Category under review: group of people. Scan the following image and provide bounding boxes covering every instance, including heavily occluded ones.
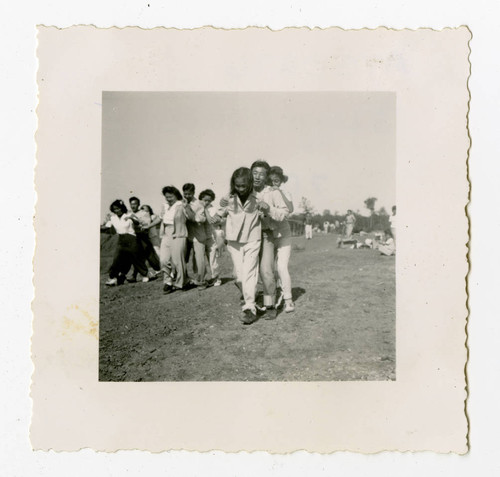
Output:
[102,161,295,325]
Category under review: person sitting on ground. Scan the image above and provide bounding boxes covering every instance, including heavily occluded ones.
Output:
[376,229,396,256]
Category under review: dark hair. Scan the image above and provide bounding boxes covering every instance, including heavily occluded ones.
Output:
[141,204,154,215]
[129,196,140,205]
[109,199,127,214]
[182,183,195,193]
[162,186,182,201]
[250,160,270,174]
[269,166,288,184]
[230,167,253,196]
[392,205,397,213]
[199,189,216,201]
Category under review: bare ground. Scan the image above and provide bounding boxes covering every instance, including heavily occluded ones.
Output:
[99,233,395,381]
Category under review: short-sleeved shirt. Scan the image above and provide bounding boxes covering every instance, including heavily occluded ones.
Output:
[105,213,136,235]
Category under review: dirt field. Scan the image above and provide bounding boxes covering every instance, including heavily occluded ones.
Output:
[99,233,395,381]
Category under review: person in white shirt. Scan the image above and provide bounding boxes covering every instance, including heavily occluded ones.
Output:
[389,205,397,245]
[269,166,295,313]
[345,210,356,239]
[199,189,222,287]
[101,199,149,286]
[216,167,263,324]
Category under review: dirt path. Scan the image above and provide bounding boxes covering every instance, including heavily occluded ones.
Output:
[99,234,395,381]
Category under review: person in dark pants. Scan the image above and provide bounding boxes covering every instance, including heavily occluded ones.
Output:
[128,196,161,281]
[102,200,149,286]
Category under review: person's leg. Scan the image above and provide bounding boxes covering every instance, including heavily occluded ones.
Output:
[241,240,261,312]
[227,241,243,285]
[259,232,276,308]
[140,232,161,271]
[171,237,187,289]
[346,224,353,239]
[192,238,207,286]
[275,237,292,300]
[129,235,149,278]
[160,230,173,286]
[206,238,220,282]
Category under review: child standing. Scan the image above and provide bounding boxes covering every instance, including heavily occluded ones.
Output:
[102,199,149,286]
[216,167,262,325]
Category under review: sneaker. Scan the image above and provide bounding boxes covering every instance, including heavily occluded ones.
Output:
[284,301,295,313]
[126,277,137,283]
[240,309,258,325]
[105,278,118,286]
[213,278,222,287]
[197,283,208,290]
[142,276,150,283]
[263,306,277,320]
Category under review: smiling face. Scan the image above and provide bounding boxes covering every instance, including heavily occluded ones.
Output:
[183,189,195,203]
[112,205,124,217]
[270,173,282,188]
[252,166,268,190]
[164,192,177,206]
[129,199,140,213]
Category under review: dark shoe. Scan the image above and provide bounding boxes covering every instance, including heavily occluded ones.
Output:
[240,309,258,325]
[263,307,277,320]
[197,283,208,291]
[163,284,174,294]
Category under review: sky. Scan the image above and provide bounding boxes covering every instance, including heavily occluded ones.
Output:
[101,91,395,219]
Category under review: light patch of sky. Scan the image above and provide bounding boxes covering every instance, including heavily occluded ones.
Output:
[101,92,395,220]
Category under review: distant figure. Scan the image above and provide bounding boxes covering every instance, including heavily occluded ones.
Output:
[390,205,397,245]
[304,213,313,240]
[345,210,356,239]
[323,221,330,234]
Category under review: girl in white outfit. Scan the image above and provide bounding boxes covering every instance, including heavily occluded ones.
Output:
[269,166,295,313]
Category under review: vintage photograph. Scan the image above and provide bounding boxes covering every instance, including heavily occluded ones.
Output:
[99,91,396,381]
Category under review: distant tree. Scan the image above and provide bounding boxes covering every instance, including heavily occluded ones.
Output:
[364,197,378,214]
[299,197,315,215]
[364,197,378,231]
[323,209,331,217]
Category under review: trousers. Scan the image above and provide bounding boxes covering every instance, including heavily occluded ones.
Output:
[274,236,292,300]
[227,240,261,312]
[160,226,187,289]
[259,232,276,307]
[109,234,148,279]
[185,237,207,285]
[204,237,220,280]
